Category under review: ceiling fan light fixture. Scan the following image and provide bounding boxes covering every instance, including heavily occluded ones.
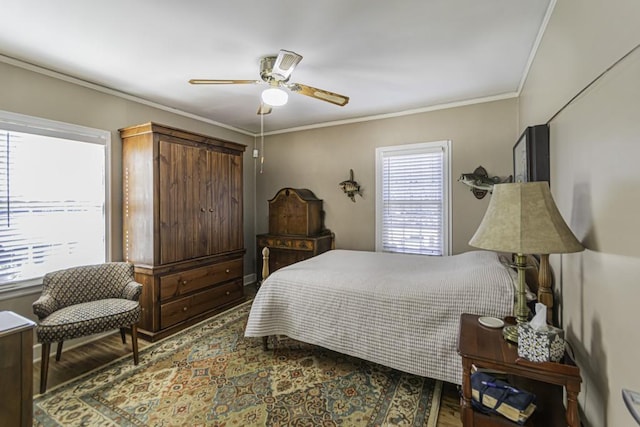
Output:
[261,87,288,106]
[190,49,349,109]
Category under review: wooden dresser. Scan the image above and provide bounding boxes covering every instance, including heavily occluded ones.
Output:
[257,188,334,280]
[0,311,35,427]
[120,122,246,341]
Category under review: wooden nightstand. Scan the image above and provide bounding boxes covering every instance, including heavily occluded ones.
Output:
[457,313,581,427]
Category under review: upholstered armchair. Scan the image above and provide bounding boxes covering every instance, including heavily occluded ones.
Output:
[32,262,142,393]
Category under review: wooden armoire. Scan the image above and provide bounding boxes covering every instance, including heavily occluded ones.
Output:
[120,122,246,341]
[257,188,334,280]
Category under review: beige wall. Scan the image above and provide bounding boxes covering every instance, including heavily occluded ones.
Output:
[255,98,518,255]
[0,60,256,322]
[519,1,640,425]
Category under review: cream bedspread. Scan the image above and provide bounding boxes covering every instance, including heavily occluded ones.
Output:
[244,249,514,385]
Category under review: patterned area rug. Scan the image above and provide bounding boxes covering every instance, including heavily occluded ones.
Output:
[34,301,442,426]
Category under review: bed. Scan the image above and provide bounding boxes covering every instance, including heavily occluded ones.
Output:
[245,249,525,385]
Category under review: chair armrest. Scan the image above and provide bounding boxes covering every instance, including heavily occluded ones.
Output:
[122,281,143,301]
[32,294,58,319]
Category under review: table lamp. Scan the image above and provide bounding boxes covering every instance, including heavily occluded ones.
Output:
[469,182,584,343]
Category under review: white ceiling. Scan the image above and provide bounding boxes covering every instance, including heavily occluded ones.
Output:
[0,0,552,135]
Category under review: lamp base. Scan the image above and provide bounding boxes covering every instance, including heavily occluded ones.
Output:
[502,253,529,345]
[502,324,519,344]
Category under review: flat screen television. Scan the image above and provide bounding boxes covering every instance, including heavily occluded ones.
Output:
[513,124,550,183]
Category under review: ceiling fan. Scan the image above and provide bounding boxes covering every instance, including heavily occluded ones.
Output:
[189,49,350,115]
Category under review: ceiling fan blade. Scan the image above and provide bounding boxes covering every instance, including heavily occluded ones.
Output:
[287,82,350,106]
[271,50,303,81]
[189,79,258,85]
[257,104,272,115]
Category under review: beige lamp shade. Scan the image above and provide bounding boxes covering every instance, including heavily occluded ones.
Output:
[469,182,584,254]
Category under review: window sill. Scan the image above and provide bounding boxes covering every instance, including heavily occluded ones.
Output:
[0,279,43,301]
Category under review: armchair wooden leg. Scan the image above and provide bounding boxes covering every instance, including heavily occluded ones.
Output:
[120,327,127,344]
[55,341,64,361]
[131,324,139,365]
[40,343,51,394]
[262,336,269,351]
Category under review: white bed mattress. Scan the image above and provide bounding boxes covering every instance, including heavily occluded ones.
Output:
[245,249,515,385]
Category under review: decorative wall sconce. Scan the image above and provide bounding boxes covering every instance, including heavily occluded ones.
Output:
[339,169,362,202]
[458,166,513,199]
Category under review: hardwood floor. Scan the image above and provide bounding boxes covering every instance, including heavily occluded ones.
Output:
[439,382,464,427]
[33,332,151,394]
[33,284,463,426]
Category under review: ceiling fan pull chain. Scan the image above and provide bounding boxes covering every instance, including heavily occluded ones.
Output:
[260,106,265,174]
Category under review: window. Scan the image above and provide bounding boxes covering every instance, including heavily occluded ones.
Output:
[0,110,110,291]
[375,141,450,256]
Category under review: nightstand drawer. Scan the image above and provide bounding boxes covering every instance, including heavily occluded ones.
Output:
[257,236,315,251]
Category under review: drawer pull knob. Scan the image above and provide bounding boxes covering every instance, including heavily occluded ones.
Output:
[200,207,206,212]
[209,208,214,212]
[225,269,230,273]
[182,280,188,285]
[225,291,230,296]
[182,306,188,312]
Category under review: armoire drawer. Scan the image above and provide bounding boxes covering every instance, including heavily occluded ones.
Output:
[160,279,243,329]
[159,259,242,301]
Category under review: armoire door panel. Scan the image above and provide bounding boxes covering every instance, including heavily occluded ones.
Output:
[159,141,203,263]
[229,154,243,250]
[181,143,198,261]
[196,146,211,257]
[159,140,179,264]
[209,150,223,255]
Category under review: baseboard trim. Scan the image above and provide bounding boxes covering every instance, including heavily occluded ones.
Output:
[243,273,257,286]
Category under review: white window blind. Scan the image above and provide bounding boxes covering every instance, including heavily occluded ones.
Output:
[0,111,109,289]
[375,141,450,256]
